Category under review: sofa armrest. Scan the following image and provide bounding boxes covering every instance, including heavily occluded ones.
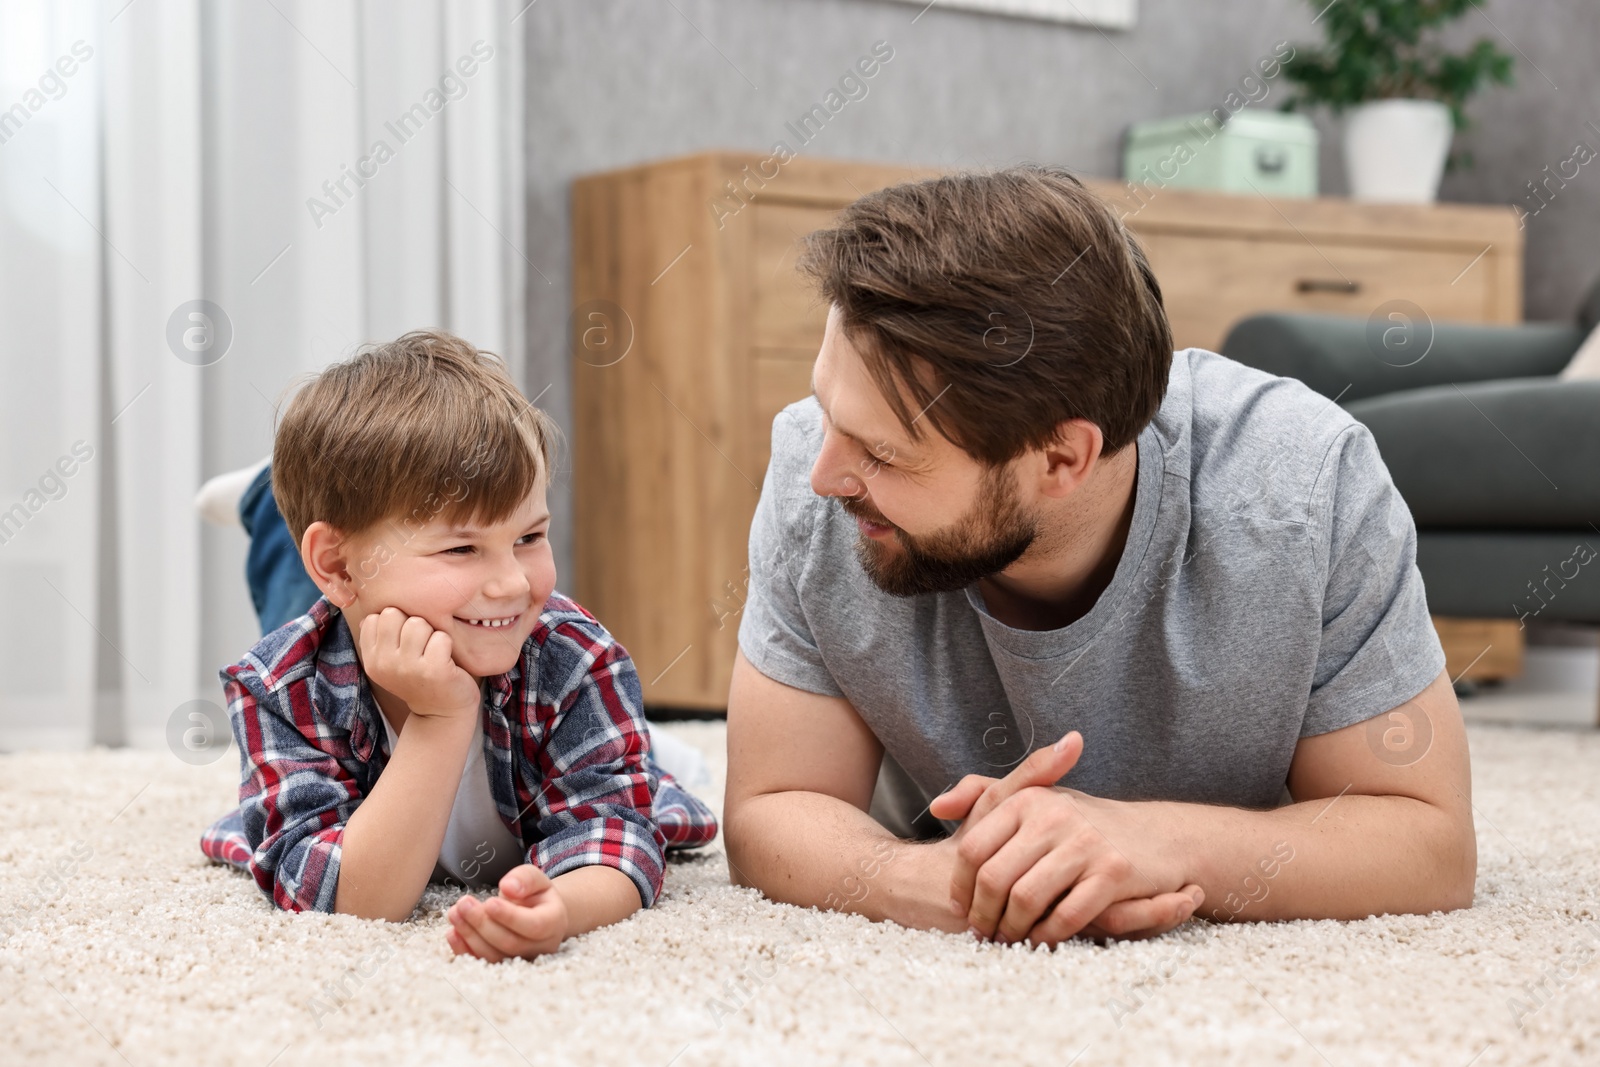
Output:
[1219,312,1584,403]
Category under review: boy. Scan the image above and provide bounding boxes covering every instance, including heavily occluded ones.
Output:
[199,329,716,962]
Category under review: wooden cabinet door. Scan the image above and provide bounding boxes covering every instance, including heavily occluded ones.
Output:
[748,201,842,476]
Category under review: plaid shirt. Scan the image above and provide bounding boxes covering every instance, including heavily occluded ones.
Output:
[200,592,716,914]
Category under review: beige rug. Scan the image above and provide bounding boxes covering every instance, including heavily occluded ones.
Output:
[3,720,1599,1066]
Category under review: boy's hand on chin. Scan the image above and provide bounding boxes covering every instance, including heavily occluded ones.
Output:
[358,606,479,720]
[446,864,568,962]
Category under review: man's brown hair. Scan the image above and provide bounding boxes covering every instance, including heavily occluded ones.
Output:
[271,329,560,549]
[797,163,1173,466]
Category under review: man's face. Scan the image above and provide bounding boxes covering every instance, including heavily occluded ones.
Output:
[808,307,1038,598]
[336,481,556,679]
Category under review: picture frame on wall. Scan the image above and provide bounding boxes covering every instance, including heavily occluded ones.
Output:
[871,0,1137,29]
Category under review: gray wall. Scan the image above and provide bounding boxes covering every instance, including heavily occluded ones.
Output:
[524,0,1600,585]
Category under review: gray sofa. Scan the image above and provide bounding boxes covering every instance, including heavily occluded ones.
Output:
[1219,281,1600,626]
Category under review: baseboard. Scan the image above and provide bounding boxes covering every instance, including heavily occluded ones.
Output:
[1458,642,1599,729]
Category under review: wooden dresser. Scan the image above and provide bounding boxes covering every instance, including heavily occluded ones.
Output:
[570,151,1524,711]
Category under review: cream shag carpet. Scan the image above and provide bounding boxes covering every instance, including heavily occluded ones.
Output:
[2,721,1599,1066]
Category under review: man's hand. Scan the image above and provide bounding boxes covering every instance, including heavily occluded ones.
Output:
[358,606,479,720]
[930,731,1202,946]
[446,864,568,962]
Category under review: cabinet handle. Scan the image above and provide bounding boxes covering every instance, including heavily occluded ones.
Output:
[1295,278,1362,294]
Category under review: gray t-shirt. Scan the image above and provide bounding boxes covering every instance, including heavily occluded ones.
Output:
[737,347,1446,814]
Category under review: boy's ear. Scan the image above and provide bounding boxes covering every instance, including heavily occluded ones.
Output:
[300,520,361,608]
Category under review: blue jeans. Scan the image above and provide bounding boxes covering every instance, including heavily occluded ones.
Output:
[240,465,322,635]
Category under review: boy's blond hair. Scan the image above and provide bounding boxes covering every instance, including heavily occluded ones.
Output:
[272,329,561,549]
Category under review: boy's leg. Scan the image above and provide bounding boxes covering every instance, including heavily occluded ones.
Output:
[644,729,721,850]
[240,464,324,635]
[645,725,711,789]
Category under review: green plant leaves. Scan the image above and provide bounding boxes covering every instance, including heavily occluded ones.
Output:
[1278,0,1515,135]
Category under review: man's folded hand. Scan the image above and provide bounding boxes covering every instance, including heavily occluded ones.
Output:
[929,731,1202,946]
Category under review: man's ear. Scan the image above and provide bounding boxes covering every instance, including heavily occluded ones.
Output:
[300,520,362,609]
[1037,418,1104,499]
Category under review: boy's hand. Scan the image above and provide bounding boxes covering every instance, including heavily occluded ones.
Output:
[358,606,479,719]
[445,864,568,962]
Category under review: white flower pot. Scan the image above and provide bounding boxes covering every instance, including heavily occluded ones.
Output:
[1343,99,1455,203]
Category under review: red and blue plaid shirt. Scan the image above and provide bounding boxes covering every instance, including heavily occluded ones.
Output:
[200,592,716,914]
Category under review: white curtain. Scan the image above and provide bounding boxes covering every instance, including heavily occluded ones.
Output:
[0,0,527,751]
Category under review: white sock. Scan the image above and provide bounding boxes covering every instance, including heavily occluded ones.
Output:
[194,456,271,528]
[647,726,712,789]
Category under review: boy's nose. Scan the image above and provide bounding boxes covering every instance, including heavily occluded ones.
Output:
[482,561,532,601]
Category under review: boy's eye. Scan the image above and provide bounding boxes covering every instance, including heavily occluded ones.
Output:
[517,532,545,546]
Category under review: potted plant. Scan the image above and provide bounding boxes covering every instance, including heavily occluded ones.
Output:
[1280,0,1514,203]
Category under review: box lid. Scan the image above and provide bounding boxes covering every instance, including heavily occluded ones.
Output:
[1127,109,1318,147]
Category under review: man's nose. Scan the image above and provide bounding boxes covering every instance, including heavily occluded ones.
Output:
[809,433,866,501]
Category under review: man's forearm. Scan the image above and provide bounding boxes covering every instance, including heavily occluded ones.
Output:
[1151,792,1476,923]
[726,790,967,935]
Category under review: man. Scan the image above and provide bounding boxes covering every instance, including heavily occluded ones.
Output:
[724,164,1475,945]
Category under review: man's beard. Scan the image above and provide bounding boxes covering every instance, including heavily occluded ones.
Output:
[840,466,1037,598]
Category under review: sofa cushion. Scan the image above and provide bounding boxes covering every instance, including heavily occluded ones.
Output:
[1416,530,1600,621]
[1346,377,1600,529]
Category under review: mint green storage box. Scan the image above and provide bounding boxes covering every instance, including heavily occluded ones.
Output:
[1122,110,1318,198]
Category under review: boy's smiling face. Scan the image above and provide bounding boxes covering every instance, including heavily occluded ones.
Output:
[312,479,556,681]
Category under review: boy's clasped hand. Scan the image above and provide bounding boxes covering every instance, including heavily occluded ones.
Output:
[445,866,568,962]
